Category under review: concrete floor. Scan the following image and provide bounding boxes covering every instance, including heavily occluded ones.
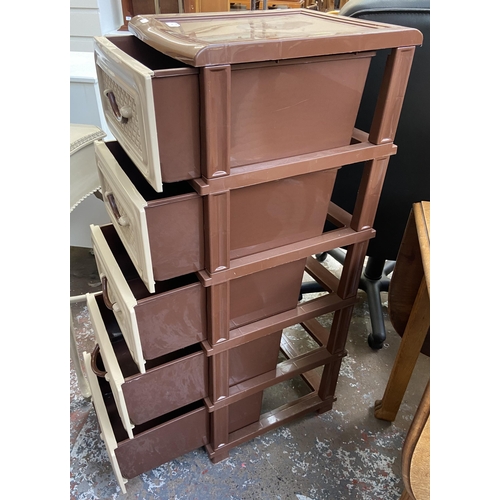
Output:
[70,246,429,500]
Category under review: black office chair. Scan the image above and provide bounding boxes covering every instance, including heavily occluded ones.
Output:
[301,0,430,349]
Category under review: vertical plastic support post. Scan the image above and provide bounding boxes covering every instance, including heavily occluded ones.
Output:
[207,281,230,344]
[350,156,390,232]
[210,351,230,403]
[200,63,232,461]
[317,305,355,403]
[368,46,416,145]
[337,241,369,300]
[209,351,230,460]
[210,406,230,462]
[200,65,231,179]
[204,191,231,273]
[206,282,230,460]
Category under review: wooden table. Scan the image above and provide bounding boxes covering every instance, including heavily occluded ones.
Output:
[374,201,430,422]
[373,201,430,500]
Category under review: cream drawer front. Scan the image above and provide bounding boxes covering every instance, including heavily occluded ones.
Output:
[94,35,160,191]
[95,140,204,291]
[83,350,129,493]
[94,35,200,192]
[90,224,146,374]
[91,222,207,365]
[95,140,155,292]
[87,292,136,439]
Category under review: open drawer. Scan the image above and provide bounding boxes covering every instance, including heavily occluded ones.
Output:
[96,139,334,292]
[87,292,209,438]
[95,140,204,293]
[96,29,373,182]
[94,35,200,192]
[83,350,209,494]
[91,223,206,372]
[91,223,304,372]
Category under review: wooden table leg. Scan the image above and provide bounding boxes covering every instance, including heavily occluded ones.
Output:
[374,277,429,422]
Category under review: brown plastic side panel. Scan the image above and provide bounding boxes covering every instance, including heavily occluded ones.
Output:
[229,55,371,167]
[145,195,205,281]
[228,392,265,433]
[228,331,282,386]
[145,169,332,279]
[101,336,208,425]
[229,170,337,259]
[229,259,305,329]
[152,72,201,182]
[134,283,207,359]
[98,222,207,361]
[115,405,209,479]
[226,332,283,433]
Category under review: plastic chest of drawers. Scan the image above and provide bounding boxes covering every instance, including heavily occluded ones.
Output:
[79,9,424,493]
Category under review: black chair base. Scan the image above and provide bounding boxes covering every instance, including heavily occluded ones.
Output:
[300,252,395,350]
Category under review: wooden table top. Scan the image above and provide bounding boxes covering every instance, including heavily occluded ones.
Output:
[414,201,430,295]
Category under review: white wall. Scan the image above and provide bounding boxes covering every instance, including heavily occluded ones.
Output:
[70,0,123,52]
[70,0,124,132]
[70,0,123,246]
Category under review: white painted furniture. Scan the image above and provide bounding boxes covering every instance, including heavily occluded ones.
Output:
[70,123,108,398]
[70,123,111,248]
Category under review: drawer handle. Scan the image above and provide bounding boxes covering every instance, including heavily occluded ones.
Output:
[101,276,120,312]
[90,345,107,378]
[103,89,132,124]
[105,191,129,226]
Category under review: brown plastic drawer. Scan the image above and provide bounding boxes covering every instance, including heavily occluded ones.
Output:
[94,35,200,192]
[97,139,332,292]
[228,392,265,434]
[228,170,337,260]
[227,331,283,433]
[84,350,209,493]
[91,223,206,371]
[228,54,371,168]
[91,223,302,369]
[95,140,204,293]
[87,292,208,437]
[229,331,282,386]
[229,259,305,330]
[97,29,372,179]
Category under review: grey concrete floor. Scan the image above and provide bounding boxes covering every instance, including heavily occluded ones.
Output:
[70,246,429,500]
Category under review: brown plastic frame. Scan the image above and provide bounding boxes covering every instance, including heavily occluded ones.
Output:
[197,44,416,463]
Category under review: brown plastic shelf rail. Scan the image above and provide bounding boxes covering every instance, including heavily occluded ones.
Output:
[85,8,423,490]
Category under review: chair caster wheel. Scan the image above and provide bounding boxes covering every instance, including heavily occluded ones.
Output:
[368,333,384,350]
[315,252,328,263]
